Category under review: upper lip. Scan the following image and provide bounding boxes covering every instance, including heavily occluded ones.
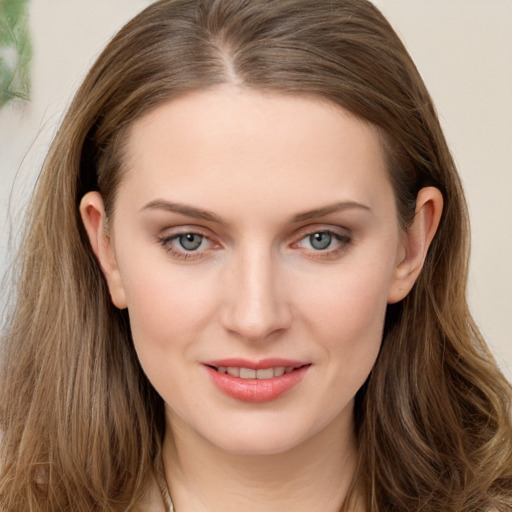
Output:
[202,358,310,370]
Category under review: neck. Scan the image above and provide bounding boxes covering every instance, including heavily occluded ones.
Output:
[161,409,363,512]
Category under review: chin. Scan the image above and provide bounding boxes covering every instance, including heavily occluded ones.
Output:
[196,410,335,457]
[208,430,307,456]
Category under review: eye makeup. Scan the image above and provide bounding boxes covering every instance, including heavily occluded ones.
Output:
[155,224,353,263]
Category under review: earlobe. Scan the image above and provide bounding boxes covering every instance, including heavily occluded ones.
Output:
[79,192,127,309]
[387,187,443,304]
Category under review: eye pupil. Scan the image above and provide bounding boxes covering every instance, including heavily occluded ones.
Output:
[310,232,332,250]
[179,233,203,251]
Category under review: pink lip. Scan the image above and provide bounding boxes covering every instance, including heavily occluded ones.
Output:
[203,358,308,370]
[202,359,311,403]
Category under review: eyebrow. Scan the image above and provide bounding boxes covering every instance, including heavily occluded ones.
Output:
[140,199,371,224]
[140,199,225,224]
[291,201,371,222]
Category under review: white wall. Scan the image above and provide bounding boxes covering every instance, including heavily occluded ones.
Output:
[1,1,511,379]
[1,0,152,268]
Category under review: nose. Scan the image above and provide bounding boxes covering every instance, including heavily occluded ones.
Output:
[220,245,292,343]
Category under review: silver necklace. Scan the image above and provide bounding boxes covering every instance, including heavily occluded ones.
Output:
[155,456,174,512]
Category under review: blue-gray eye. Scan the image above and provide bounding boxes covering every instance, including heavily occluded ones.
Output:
[309,232,332,250]
[179,233,203,251]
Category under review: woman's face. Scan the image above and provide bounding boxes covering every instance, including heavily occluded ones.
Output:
[91,88,414,455]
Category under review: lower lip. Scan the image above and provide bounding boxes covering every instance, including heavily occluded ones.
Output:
[204,365,310,403]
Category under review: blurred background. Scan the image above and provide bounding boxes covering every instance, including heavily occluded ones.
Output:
[1,0,511,379]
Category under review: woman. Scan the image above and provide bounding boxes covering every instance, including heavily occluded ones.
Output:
[1,0,511,510]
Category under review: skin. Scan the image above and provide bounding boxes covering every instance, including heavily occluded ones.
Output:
[81,87,443,512]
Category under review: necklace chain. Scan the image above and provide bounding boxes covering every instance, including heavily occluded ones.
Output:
[155,455,174,512]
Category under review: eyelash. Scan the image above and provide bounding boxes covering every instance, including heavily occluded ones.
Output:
[292,230,352,259]
[156,228,352,261]
[157,230,215,261]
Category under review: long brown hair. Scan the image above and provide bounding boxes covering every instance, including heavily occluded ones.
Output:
[1,1,511,510]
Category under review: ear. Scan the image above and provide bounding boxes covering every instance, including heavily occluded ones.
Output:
[79,191,127,309]
[387,186,443,304]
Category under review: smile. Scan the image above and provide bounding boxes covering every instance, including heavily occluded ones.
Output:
[212,366,298,379]
[203,360,311,402]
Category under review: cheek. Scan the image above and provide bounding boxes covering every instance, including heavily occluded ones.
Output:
[300,254,395,374]
[113,245,213,351]
[127,275,209,337]
[325,282,387,366]
[119,265,211,400]
[308,254,393,327]
[323,291,386,407]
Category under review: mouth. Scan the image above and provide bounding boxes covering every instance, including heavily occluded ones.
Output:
[203,360,311,402]
[206,365,306,379]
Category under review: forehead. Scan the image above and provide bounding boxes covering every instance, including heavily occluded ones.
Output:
[118,87,394,218]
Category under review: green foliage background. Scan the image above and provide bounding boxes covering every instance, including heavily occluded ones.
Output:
[0,0,32,107]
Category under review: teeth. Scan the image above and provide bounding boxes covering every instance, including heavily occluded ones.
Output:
[256,368,274,379]
[226,367,240,377]
[239,368,256,379]
[216,366,293,379]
